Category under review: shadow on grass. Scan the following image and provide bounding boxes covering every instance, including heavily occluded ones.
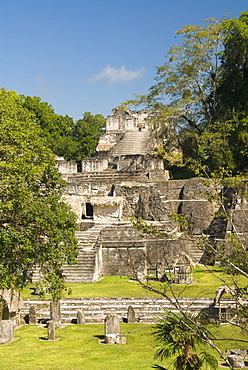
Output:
[94,335,105,340]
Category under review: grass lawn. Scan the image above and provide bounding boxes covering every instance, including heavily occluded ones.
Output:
[0,324,156,370]
[20,265,247,300]
[0,323,247,370]
[3,266,248,369]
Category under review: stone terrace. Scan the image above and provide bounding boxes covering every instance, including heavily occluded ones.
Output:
[21,297,225,324]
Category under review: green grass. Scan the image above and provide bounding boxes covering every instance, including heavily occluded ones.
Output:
[0,323,247,370]
[20,265,247,300]
[0,324,155,370]
[6,266,247,369]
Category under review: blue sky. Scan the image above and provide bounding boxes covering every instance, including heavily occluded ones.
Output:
[1,0,247,120]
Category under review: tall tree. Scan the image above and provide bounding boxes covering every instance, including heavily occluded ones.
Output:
[21,95,76,161]
[70,111,106,162]
[0,89,78,298]
[22,96,106,163]
[216,12,248,172]
[147,18,223,128]
[125,18,225,170]
[218,12,248,116]
[126,14,248,174]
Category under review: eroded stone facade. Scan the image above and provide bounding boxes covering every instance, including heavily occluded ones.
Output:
[55,108,247,283]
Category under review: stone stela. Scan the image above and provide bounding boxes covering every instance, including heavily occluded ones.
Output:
[47,320,55,341]
[104,313,121,344]
[50,299,61,328]
[77,309,85,325]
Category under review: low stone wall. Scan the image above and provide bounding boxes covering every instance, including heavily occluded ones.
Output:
[56,159,77,174]
[81,158,108,172]
[20,297,241,324]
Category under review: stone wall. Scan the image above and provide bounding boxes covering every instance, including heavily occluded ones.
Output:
[81,158,108,172]
[96,132,124,154]
[53,108,246,283]
[56,157,77,174]
[106,107,155,131]
[91,196,123,221]
[114,155,165,173]
[99,224,190,277]
[102,246,146,276]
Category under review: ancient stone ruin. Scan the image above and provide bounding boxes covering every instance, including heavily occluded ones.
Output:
[47,320,55,341]
[0,289,23,344]
[104,313,120,344]
[50,299,61,328]
[39,107,248,285]
[228,349,247,368]
[77,309,85,325]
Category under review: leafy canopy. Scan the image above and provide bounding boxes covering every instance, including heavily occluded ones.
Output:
[22,96,106,163]
[125,13,248,175]
[0,89,78,298]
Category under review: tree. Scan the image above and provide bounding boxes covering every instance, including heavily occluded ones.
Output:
[153,313,218,370]
[122,13,248,368]
[216,12,248,172]
[129,174,248,369]
[70,111,106,162]
[149,18,223,126]
[22,96,106,164]
[125,18,224,165]
[21,95,77,161]
[125,14,248,174]
[218,12,248,117]
[0,89,78,298]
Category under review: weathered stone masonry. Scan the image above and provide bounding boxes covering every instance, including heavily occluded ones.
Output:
[54,108,248,283]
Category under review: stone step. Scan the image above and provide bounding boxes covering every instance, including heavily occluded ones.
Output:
[62,225,106,283]
[110,130,152,157]
[21,297,232,324]
[66,172,149,183]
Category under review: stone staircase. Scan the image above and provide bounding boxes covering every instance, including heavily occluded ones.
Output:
[65,171,150,186]
[110,129,152,157]
[21,296,221,324]
[62,224,108,283]
[189,244,206,263]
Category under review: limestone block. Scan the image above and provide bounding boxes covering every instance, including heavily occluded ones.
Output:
[47,320,55,341]
[127,306,135,323]
[77,309,85,324]
[56,158,77,174]
[180,200,214,235]
[104,314,120,336]
[91,196,123,221]
[0,320,14,344]
[0,289,23,314]
[228,354,245,368]
[104,334,120,344]
[81,158,108,172]
[29,305,37,325]
[50,299,61,328]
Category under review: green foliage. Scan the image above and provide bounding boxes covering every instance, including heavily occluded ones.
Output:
[153,313,218,370]
[216,234,248,276]
[169,213,193,232]
[22,96,106,163]
[148,18,224,127]
[125,13,248,175]
[21,95,76,160]
[0,89,78,297]
[129,217,171,238]
[218,12,248,116]
[70,111,106,162]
